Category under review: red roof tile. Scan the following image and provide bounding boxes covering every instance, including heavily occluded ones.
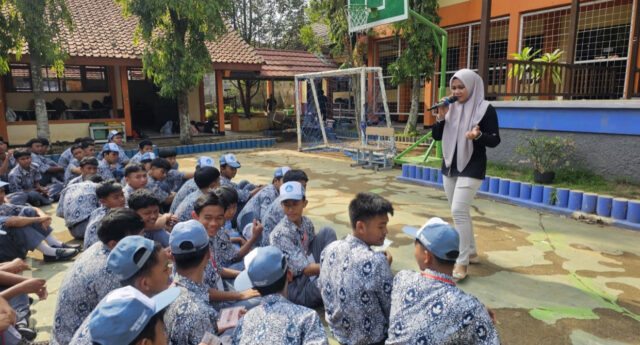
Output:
[255,48,336,78]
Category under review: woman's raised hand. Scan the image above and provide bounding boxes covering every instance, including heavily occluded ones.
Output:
[434,97,449,121]
[465,125,481,140]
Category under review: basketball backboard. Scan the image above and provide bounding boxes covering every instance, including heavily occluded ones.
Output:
[348,0,409,33]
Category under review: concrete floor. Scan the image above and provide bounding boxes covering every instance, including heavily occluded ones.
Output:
[27,146,640,344]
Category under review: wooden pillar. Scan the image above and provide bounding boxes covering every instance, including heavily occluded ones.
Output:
[199,81,206,122]
[477,0,492,93]
[267,79,274,98]
[108,66,119,118]
[397,82,410,122]
[423,80,435,126]
[0,77,8,142]
[215,70,225,134]
[119,66,132,136]
[626,0,640,98]
[506,11,522,97]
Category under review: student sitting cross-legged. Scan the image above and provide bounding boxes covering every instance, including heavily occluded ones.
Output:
[129,140,154,164]
[27,138,65,187]
[170,156,216,214]
[57,174,103,240]
[174,166,220,222]
[146,158,176,213]
[98,143,123,181]
[62,144,85,185]
[231,246,329,345]
[269,181,337,308]
[318,192,395,345]
[7,148,60,206]
[50,208,145,345]
[66,157,99,186]
[260,169,309,246]
[101,130,130,167]
[58,137,88,169]
[122,163,148,201]
[83,179,126,250]
[159,148,194,193]
[128,189,178,248]
[386,218,500,345]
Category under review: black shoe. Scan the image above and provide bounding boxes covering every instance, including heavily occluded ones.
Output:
[28,297,34,305]
[51,242,81,250]
[43,248,78,263]
[15,323,36,341]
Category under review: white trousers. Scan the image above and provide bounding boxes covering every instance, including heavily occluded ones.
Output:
[442,175,483,265]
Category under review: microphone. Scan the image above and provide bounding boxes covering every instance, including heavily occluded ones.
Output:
[428,96,458,111]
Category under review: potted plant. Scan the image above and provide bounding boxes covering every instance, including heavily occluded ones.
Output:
[516,134,575,183]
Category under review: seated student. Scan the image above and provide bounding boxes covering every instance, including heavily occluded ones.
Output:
[261,169,309,246]
[122,163,148,200]
[213,186,263,270]
[7,148,62,205]
[58,137,86,168]
[67,157,100,186]
[98,143,123,181]
[269,181,336,308]
[69,235,173,344]
[83,180,126,249]
[50,208,145,345]
[318,192,395,345]
[146,158,175,212]
[164,219,228,344]
[0,269,48,342]
[128,189,177,248]
[0,180,79,263]
[139,152,155,171]
[27,138,65,185]
[169,156,216,214]
[175,166,220,222]
[81,139,96,158]
[158,148,194,192]
[219,153,262,206]
[191,193,260,310]
[63,144,85,184]
[232,246,329,345]
[57,175,103,240]
[386,218,499,345]
[101,130,130,167]
[237,166,289,241]
[0,137,15,181]
[129,140,154,164]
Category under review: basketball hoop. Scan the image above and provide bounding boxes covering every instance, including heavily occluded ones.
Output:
[347,4,370,32]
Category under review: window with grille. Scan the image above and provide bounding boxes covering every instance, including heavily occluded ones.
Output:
[127,68,146,81]
[84,66,108,92]
[5,64,32,92]
[4,64,109,92]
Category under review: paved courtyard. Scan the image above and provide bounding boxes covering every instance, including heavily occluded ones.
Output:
[26,146,640,344]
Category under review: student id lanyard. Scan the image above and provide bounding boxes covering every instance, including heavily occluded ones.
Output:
[422,273,456,286]
[210,249,224,291]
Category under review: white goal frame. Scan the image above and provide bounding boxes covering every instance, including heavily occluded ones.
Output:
[294,67,392,151]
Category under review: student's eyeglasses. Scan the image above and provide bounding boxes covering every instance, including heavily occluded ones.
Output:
[450,86,465,91]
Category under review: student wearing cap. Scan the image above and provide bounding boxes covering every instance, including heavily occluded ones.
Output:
[51,208,145,345]
[69,236,172,344]
[123,163,149,200]
[159,149,193,193]
[237,166,289,241]
[0,181,79,263]
[169,156,215,213]
[67,157,100,186]
[175,167,220,222]
[260,169,309,247]
[101,130,130,167]
[318,192,395,345]
[385,218,499,345]
[83,180,126,249]
[269,181,336,308]
[231,246,328,345]
[7,148,62,205]
[128,189,177,248]
[146,158,175,212]
[219,153,262,205]
[0,136,15,181]
[98,143,123,180]
[164,219,226,345]
[138,152,156,172]
[63,144,85,184]
[129,140,154,164]
[57,175,103,240]
[26,138,65,185]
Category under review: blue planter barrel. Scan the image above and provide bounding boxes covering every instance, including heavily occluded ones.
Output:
[568,191,583,211]
[430,169,438,182]
[531,185,544,203]
[422,167,431,181]
[556,189,570,208]
[499,179,510,196]
[627,200,640,223]
[581,193,597,214]
[519,183,532,200]
[508,181,521,198]
[611,198,628,220]
[437,170,443,184]
[409,165,417,179]
[543,186,555,205]
[480,177,490,192]
[199,144,206,152]
[402,165,409,177]
[489,178,500,194]
[596,196,612,217]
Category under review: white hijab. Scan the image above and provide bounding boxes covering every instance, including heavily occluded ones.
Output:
[442,69,490,171]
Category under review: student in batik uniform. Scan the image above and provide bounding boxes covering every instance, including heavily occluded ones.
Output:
[58,137,87,169]
[63,144,85,185]
[128,189,177,248]
[146,158,175,212]
[66,157,99,186]
[57,175,103,240]
[83,180,126,249]
[7,149,62,205]
[27,138,64,186]
[169,156,216,214]
[158,148,194,192]
[174,167,220,222]
[260,169,308,246]
[97,143,122,181]
[129,140,154,164]
[100,130,130,167]
[122,163,148,201]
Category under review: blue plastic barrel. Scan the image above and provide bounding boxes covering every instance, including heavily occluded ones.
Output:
[509,181,521,198]
[480,177,490,192]
[519,183,532,200]
[499,179,510,196]
[543,186,555,205]
[489,177,500,194]
[402,165,409,177]
[409,165,417,179]
[556,188,570,208]
[596,195,612,217]
[581,193,597,214]
[568,191,583,211]
[422,167,431,181]
[531,185,544,203]
[430,169,438,182]
[627,200,640,223]
[437,170,443,184]
[611,198,628,220]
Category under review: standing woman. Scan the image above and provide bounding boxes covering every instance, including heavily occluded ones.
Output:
[431,69,500,280]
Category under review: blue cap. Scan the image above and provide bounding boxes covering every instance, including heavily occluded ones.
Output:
[140,152,155,162]
[219,153,241,168]
[234,246,287,291]
[0,180,8,188]
[107,236,155,280]
[169,220,209,255]
[402,217,460,261]
[107,130,123,141]
[89,286,179,345]
[279,181,304,201]
[103,143,120,153]
[274,166,291,178]
[197,156,215,168]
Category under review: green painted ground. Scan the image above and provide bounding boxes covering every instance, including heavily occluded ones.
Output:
[26,147,640,344]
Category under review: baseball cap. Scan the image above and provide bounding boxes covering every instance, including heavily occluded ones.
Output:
[103,143,120,153]
[402,217,460,261]
[107,130,123,141]
[169,220,209,255]
[274,166,291,178]
[196,156,215,168]
[107,236,155,281]
[89,286,179,345]
[140,152,155,162]
[0,180,8,188]
[219,153,241,168]
[279,181,305,201]
[234,246,287,291]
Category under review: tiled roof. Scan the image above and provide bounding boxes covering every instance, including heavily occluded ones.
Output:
[16,0,262,65]
[255,48,337,78]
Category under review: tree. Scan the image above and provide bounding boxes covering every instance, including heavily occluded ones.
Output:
[388,0,440,135]
[0,0,73,140]
[116,0,228,144]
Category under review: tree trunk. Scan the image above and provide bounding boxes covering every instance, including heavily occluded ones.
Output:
[177,93,192,144]
[404,77,421,135]
[30,56,50,140]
